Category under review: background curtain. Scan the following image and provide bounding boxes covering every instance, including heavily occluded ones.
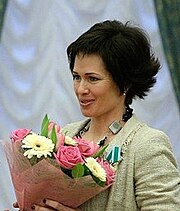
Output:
[0,0,179,210]
[0,0,8,39]
[154,0,180,110]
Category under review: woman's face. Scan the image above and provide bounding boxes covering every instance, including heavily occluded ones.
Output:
[73,54,125,119]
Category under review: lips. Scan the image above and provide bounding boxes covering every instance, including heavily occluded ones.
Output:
[79,99,95,106]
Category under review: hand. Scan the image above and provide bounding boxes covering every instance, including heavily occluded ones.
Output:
[32,199,81,211]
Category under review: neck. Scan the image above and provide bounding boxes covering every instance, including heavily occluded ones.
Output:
[89,118,124,138]
[82,109,125,144]
[91,109,124,131]
[79,105,133,146]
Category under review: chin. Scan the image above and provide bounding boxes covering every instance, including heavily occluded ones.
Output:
[82,113,91,117]
[81,110,92,117]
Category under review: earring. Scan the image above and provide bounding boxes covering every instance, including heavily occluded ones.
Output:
[123,88,128,96]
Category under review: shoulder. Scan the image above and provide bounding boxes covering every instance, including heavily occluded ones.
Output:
[134,123,172,151]
[135,124,170,145]
[132,123,178,169]
[123,115,172,154]
[122,115,178,168]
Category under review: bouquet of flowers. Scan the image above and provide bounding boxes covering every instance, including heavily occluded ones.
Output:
[3,115,116,210]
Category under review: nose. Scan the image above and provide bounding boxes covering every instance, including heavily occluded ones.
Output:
[76,80,89,94]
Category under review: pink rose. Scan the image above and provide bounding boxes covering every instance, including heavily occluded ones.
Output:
[74,137,100,158]
[10,128,31,142]
[97,158,116,185]
[54,145,84,169]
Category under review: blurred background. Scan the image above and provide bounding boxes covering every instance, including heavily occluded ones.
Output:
[0,0,179,210]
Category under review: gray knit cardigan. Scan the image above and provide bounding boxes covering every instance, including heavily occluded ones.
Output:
[62,115,180,211]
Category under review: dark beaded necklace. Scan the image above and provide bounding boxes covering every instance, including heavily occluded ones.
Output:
[77,105,133,147]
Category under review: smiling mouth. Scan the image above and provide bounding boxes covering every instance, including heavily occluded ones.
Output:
[79,99,94,106]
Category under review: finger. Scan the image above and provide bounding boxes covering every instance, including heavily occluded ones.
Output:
[44,199,75,211]
[32,204,55,211]
[13,202,19,208]
[44,199,65,210]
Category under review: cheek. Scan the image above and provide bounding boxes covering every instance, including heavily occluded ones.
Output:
[97,86,113,99]
[96,87,121,107]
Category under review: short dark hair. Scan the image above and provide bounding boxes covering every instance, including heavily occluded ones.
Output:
[67,20,160,105]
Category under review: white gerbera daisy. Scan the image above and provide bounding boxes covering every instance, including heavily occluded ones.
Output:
[85,157,106,182]
[22,133,55,159]
[64,136,77,146]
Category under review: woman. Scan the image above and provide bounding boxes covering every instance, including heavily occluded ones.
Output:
[14,20,180,210]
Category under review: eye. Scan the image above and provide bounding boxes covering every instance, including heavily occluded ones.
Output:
[73,74,81,81]
[88,76,99,82]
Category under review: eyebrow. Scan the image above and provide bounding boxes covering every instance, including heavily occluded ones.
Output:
[72,71,99,76]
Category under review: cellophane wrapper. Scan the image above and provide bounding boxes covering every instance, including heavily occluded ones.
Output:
[3,140,111,210]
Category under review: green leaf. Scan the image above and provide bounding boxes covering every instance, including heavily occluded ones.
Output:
[92,175,106,187]
[41,114,48,131]
[61,167,72,178]
[50,126,57,145]
[83,164,91,176]
[41,114,49,137]
[93,144,109,158]
[71,163,84,178]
